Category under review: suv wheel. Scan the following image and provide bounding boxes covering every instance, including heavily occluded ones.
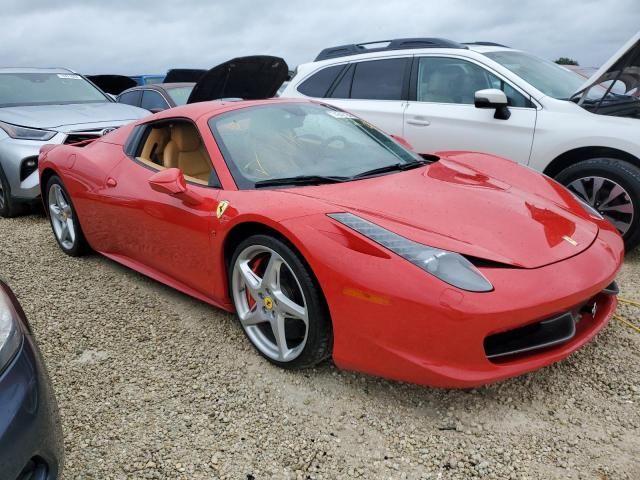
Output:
[0,167,27,218]
[555,157,640,251]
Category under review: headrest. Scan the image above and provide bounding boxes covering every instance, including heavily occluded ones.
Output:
[170,124,201,151]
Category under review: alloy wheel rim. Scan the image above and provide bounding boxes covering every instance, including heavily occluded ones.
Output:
[232,245,308,362]
[48,184,76,249]
[567,176,634,235]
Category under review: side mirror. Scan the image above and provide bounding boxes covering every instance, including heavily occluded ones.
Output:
[149,107,165,114]
[390,134,414,151]
[148,168,203,205]
[474,89,511,120]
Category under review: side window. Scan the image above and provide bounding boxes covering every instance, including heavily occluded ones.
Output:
[417,57,531,107]
[132,121,219,187]
[117,90,141,107]
[329,64,354,98]
[350,58,408,100]
[297,65,344,97]
[140,90,169,111]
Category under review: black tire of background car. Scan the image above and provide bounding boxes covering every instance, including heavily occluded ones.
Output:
[556,157,640,252]
[0,165,28,218]
[229,234,333,369]
[45,175,89,257]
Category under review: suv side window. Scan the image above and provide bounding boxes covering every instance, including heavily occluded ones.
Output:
[417,57,530,107]
[350,58,408,100]
[329,64,354,98]
[118,90,141,107]
[140,90,169,111]
[297,65,344,97]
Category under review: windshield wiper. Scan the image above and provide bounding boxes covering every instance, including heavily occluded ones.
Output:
[254,175,350,188]
[352,160,428,179]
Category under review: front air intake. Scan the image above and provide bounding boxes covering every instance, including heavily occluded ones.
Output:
[484,312,576,361]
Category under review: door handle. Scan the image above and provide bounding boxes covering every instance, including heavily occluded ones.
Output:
[406,118,431,126]
[106,177,117,187]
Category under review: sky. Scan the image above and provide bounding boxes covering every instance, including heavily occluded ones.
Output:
[1,0,638,75]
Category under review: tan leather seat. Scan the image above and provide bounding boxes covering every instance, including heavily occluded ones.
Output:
[139,127,170,166]
[164,124,211,182]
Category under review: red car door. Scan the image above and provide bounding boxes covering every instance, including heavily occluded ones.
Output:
[97,156,220,298]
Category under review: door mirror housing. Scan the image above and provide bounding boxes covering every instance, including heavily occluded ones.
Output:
[149,107,165,114]
[474,89,511,120]
[148,168,203,205]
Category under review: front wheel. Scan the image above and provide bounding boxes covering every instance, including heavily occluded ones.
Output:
[556,157,640,251]
[229,234,332,369]
[45,176,88,256]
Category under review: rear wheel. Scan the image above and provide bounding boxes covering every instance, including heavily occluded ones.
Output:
[556,158,640,251]
[45,176,88,256]
[229,234,332,369]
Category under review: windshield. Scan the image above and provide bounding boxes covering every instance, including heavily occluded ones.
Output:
[166,86,194,105]
[209,103,422,189]
[0,73,109,107]
[484,50,599,100]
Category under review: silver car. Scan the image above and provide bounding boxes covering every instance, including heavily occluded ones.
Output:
[0,67,148,217]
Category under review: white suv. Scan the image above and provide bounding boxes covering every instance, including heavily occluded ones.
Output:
[281,35,640,250]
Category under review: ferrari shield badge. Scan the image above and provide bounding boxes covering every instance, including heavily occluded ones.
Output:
[216,200,230,219]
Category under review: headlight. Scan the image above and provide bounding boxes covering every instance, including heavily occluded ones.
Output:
[0,287,23,372]
[328,213,493,292]
[0,120,56,141]
[571,193,604,220]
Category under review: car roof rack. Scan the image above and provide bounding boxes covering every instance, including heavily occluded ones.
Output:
[314,38,468,61]
[463,41,510,48]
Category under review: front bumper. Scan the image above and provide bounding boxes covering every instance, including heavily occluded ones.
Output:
[0,136,64,202]
[288,218,624,388]
[0,312,63,479]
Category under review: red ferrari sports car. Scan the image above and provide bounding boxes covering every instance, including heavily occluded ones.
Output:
[38,97,623,388]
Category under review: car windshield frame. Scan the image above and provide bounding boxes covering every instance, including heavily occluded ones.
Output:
[0,72,111,107]
[208,102,424,190]
[483,50,604,101]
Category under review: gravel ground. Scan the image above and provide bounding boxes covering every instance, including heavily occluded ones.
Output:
[1,214,639,480]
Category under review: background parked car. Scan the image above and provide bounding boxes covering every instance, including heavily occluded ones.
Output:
[117,56,289,112]
[0,67,148,217]
[281,34,640,250]
[0,278,63,479]
[116,83,196,112]
[87,74,137,96]
[129,74,165,86]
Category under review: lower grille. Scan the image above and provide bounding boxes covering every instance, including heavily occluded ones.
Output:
[484,311,576,360]
[63,133,101,145]
[484,283,618,362]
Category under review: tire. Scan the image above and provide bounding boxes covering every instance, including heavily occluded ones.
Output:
[44,175,88,256]
[556,157,640,252]
[229,234,332,369]
[0,166,28,218]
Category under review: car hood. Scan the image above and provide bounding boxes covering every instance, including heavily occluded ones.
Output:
[286,158,599,269]
[573,31,640,99]
[186,55,289,104]
[164,68,206,83]
[87,75,138,95]
[0,102,148,129]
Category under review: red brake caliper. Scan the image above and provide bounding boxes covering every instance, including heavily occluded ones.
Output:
[246,255,267,309]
